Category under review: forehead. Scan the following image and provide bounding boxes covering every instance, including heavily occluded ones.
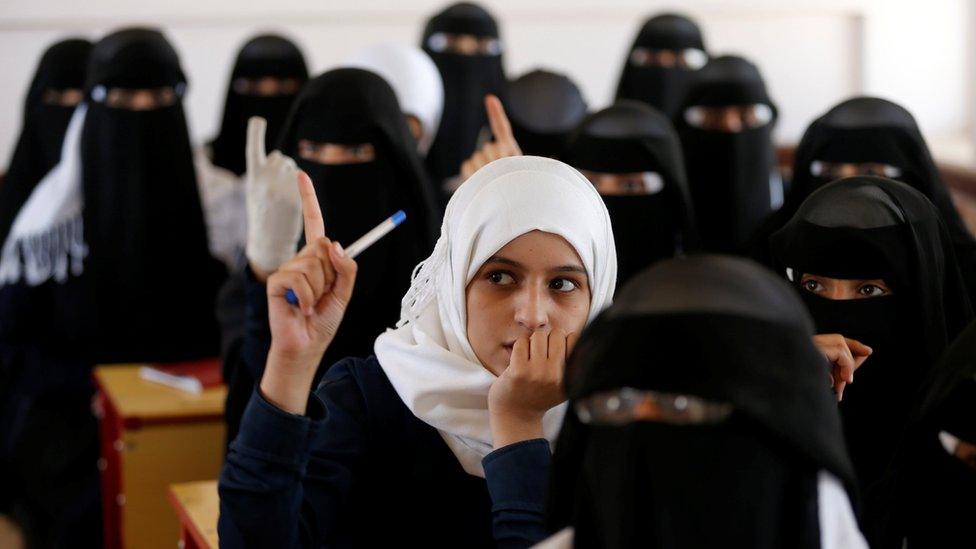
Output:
[490,230,584,267]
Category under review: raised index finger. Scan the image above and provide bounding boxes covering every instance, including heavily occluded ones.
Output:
[246,116,268,172]
[297,171,326,242]
[485,94,515,144]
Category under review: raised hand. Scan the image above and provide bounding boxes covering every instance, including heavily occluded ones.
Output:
[244,116,304,281]
[460,94,523,181]
[487,328,577,448]
[812,334,872,402]
[259,171,358,415]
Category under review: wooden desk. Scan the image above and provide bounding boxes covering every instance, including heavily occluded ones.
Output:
[94,363,226,549]
[169,480,219,549]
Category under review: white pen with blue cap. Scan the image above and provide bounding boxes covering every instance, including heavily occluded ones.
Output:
[285,210,407,306]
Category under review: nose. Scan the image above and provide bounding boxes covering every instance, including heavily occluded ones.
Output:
[514,283,550,331]
[129,91,157,111]
[721,108,744,132]
[837,163,860,178]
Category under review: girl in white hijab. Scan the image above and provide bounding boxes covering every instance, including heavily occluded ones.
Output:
[219,155,616,548]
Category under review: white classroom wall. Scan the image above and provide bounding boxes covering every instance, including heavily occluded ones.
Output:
[0,0,972,161]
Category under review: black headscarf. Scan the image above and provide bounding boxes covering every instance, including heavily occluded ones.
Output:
[871,320,976,548]
[676,55,778,253]
[80,28,223,362]
[547,255,857,548]
[421,2,507,184]
[1,38,92,248]
[615,13,707,121]
[506,69,587,160]
[566,100,698,284]
[209,34,308,176]
[277,68,440,366]
[769,177,973,518]
[755,97,976,298]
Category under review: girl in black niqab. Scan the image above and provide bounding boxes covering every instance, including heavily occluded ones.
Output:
[676,55,779,253]
[1,38,92,248]
[545,255,865,548]
[209,34,308,177]
[615,13,708,121]
[421,2,507,188]
[240,68,440,398]
[566,100,698,284]
[769,177,974,546]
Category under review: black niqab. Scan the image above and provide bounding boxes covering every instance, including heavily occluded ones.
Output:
[676,55,777,253]
[547,255,856,548]
[421,2,507,184]
[506,69,587,160]
[769,177,973,536]
[276,68,439,367]
[566,100,698,284]
[81,28,223,361]
[1,38,92,248]
[615,13,707,121]
[210,34,308,176]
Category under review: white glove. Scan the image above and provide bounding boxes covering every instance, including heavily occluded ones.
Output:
[244,116,303,274]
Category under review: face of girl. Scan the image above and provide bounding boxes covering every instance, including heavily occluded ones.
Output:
[799,274,893,300]
[465,230,592,376]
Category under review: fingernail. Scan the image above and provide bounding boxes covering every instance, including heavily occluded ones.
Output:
[305,306,314,316]
[334,242,345,257]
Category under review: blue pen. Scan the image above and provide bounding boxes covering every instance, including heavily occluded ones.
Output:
[285,210,407,306]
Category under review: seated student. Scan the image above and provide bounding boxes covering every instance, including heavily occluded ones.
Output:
[347,42,444,158]
[505,69,588,160]
[203,34,309,448]
[224,68,441,445]
[675,55,782,253]
[567,100,699,284]
[615,13,709,121]
[752,97,976,299]
[1,37,91,249]
[541,255,867,548]
[874,320,976,548]
[197,34,309,271]
[421,2,507,192]
[0,28,223,548]
[218,155,617,547]
[769,176,974,546]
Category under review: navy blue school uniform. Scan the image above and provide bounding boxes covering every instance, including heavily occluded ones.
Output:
[218,269,552,548]
[218,357,552,548]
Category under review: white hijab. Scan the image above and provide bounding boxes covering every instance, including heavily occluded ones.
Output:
[0,105,88,287]
[374,156,617,477]
[346,43,444,155]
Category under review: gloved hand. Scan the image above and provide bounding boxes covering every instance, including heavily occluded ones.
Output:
[244,116,303,277]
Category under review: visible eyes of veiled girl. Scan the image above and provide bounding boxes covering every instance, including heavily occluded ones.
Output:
[800,276,891,299]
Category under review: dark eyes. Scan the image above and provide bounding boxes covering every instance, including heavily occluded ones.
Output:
[858,284,887,297]
[550,279,579,292]
[802,279,824,293]
[485,271,579,293]
[487,271,515,285]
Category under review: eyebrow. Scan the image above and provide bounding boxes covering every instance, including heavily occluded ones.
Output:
[484,255,587,275]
